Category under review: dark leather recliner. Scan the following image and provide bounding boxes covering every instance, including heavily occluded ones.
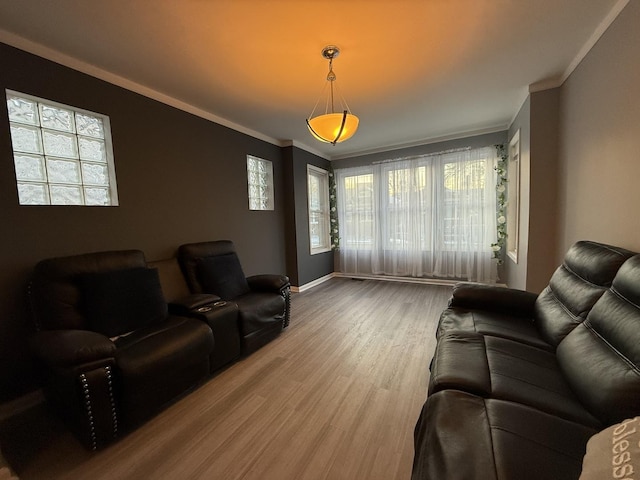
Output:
[178,240,291,355]
[149,257,242,372]
[29,250,214,450]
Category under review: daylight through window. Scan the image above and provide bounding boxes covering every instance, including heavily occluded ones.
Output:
[246,155,274,210]
[6,90,118,206]
[335,146,499,283]
[307,165,331,254]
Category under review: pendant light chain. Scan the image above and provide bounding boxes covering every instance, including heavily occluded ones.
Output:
[328,56,336,114]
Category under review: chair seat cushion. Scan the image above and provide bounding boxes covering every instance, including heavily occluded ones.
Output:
[235,292,285,336]
[114,316,214,422]
[197,254,250,300]
[413,390,598,480]
[429,332,601,427]
[80,267,167,338]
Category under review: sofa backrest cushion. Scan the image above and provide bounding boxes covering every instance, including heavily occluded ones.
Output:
[80,267,168,338]
[31,250,148,331]
[535,241,635,347]
[197,253,250,300]
[177,240,237,294]
[557,254,640,426]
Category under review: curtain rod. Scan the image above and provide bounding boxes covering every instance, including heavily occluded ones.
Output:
[371,146,472,165]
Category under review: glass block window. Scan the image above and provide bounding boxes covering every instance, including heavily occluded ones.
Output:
[246,155,274,210]
[307,165,331,254]
[6,90,118,206]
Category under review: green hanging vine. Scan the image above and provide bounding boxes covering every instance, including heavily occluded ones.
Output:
[329,168,340,250]
[492,144,508,264]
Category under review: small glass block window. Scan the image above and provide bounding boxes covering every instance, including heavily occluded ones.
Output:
[246,155,274,211]
[6,89,119,206]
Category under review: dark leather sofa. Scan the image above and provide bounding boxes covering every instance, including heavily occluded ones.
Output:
[412,240,640,480]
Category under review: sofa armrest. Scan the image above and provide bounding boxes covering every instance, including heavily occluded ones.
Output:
[247,274,290,293]
[31,330,116,368]
[168,293,221,315]
[449,283,538,317]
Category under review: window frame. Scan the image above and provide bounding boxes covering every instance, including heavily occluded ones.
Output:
[506,129,521,264]
[6,89,119,206]
[307,164,331,255]
[246,154,274,211]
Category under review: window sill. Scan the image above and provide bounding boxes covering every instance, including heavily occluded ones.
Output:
[310,247,332,255]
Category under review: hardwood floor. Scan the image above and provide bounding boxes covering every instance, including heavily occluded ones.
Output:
[7,278,452,480]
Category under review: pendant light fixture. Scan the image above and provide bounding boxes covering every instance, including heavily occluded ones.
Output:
[306,45,359,145]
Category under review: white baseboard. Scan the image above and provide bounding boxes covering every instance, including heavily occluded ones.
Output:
[332,272,460,287]
[292,272,506,293]
[291,273,336,293]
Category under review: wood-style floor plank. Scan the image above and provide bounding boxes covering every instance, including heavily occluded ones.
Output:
[8,277,451,480]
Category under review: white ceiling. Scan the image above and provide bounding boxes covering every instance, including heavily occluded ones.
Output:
[0,0,629,159]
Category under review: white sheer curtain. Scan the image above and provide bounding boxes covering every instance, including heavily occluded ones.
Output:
[335,146,498,283]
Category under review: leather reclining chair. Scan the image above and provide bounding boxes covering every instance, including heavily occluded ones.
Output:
[178,240,291,355]
[149,257,242,372]
[29,250,214,450]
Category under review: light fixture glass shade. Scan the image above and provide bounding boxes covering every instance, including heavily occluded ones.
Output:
[307,112,359,145]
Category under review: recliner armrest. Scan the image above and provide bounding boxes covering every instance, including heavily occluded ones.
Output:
[31,330,116,368]
[247,274,290,293]
[449,283,538,318]
[168,293,221,315]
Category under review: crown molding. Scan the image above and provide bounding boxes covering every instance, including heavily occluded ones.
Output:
[2,0,630,161]
[0,29,282,148]
[529,0,629,93]
[559,0,630,85]
[280,140,331,160]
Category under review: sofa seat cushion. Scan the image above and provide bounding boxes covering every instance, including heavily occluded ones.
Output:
[114,316,214,423]
[437,308,550,350]
[429,332,601,427]
[413,390,598,480]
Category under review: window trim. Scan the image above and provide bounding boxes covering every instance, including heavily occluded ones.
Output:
[307,164,331,255]
[6,89,119,206]
[506,129,521,264]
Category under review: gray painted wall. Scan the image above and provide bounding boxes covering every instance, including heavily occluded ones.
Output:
[557,1,640,259]
[505,89,561,293]
[528,88,560,293]
[0,42,288,401]
[506,1,639,291]
[284,146,334,287]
